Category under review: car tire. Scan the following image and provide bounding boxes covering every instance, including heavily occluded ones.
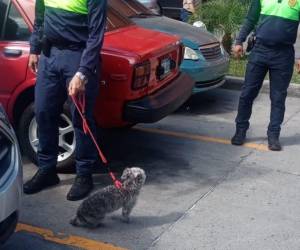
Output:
[0,212,18,246]
[18,103,76,172]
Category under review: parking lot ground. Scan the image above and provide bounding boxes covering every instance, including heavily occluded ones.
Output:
[3,88,300,250]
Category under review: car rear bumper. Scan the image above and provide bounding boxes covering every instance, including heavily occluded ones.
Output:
[123,72,194,123]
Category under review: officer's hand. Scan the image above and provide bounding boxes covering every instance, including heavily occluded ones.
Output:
[232,45,244,59]
[68,75,85,96]
[28,54,39,73]
[296,59,300,74]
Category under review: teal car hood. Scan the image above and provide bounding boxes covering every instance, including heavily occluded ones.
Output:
[132,16,218,48]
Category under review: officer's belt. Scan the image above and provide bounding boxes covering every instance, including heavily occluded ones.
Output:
[255,39,293,49]
[50,41,86,50]
[42,37,85,51]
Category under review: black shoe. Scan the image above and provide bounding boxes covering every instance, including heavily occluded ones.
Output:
[268,136,282,151]
[24,169,60,195]
[67,175,94,201]
[231,128,247,146]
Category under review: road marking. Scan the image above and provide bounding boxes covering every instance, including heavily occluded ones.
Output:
[16,223,127,250]
[135,127,269,152]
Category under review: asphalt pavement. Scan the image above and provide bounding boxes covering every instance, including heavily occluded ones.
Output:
[3,88,300,250]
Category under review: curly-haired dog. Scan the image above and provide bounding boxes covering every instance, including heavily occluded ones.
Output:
[70,167,146,228]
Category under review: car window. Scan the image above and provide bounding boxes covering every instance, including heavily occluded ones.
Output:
[109,0,153,18]
[106,6,134,31]
[0,0,9,37]
[158,0,182,8]
[3,2,31,41]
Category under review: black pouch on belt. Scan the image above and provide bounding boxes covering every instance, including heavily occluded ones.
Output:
[41,36,51,57]
[246,32,256,53]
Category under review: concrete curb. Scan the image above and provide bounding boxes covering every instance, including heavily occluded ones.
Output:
[223,76,300,98]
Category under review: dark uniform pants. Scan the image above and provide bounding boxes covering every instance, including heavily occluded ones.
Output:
[35,47,99,175]
[235,41,294,137]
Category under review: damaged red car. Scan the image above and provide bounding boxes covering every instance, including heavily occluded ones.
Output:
[0,0,194,169]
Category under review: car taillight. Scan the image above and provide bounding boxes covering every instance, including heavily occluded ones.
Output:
[132,61,151,90]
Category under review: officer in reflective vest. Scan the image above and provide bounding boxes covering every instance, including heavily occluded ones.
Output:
[25,0,107,201]
[231,0,300,151]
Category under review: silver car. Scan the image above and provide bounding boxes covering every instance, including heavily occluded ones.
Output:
[0,105,22,245]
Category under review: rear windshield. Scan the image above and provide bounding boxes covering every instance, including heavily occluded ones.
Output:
[108,0,155,18]
[16,0,134,33]
[107,6,134,31]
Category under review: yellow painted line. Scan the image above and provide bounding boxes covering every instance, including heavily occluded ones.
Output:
[135,127,269,152]
[16,223,127,250]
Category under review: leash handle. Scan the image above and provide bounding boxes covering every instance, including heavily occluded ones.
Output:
[71,93,122,189]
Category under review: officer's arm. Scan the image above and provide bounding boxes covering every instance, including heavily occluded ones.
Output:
[236,0,261,45]
[29,0,45,55]
[78,0,107,78]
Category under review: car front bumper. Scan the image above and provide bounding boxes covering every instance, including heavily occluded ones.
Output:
[181,55,230,92]
[123,72,194,123]
[0,157,22,224]
[0,110,22,244]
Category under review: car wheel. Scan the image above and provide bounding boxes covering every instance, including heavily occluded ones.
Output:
[0,212,18,246]
[18,103,76,172]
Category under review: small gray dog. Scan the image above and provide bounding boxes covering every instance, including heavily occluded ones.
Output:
[70,167,146,228]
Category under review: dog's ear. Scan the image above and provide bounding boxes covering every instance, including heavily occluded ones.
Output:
[121,168,131,179]
[122,167,129,174]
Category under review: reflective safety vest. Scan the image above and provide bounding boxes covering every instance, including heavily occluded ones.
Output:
[44,0,88,15]
[260,0,300,21]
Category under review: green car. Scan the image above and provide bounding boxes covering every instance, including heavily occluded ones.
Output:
[111,0,230,92]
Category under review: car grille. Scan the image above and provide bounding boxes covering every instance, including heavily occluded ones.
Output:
[0,132,12,178]
[199,43,222,61]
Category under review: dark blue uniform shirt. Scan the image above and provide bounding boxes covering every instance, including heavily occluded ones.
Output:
[30,0,107,77]
[236,0,299,47]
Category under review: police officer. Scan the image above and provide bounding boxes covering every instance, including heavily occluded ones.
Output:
[24,0,107,200]
[231,0,299,151]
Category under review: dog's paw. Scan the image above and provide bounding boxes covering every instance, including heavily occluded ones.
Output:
[70,217,79,226]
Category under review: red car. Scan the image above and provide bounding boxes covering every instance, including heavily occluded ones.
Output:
[0,0,193,169]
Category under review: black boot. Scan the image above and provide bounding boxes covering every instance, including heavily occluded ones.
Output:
[268,136,282,151]
[67,175,94,201]
[231,128,247,146]
[24,169,60,194]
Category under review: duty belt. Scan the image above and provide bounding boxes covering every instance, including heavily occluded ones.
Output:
[42,37,85,57]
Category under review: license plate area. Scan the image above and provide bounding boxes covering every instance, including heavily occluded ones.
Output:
[156,57,174,80]
[162,58,171,75]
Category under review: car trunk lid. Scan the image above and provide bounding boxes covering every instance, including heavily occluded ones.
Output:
[103,25,182,95]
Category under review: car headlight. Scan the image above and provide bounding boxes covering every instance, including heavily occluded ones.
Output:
[220,44,229,56]
[193,21,207,30]
[220,44,225,55]
[184,47,199,60]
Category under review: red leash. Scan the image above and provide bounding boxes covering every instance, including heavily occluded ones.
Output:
[71,93,122,189]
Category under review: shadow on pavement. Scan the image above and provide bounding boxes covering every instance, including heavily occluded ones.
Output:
[110,211,184,229]
[176,89,239,116]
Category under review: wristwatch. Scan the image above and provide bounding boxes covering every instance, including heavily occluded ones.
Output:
[75,72,88,85]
